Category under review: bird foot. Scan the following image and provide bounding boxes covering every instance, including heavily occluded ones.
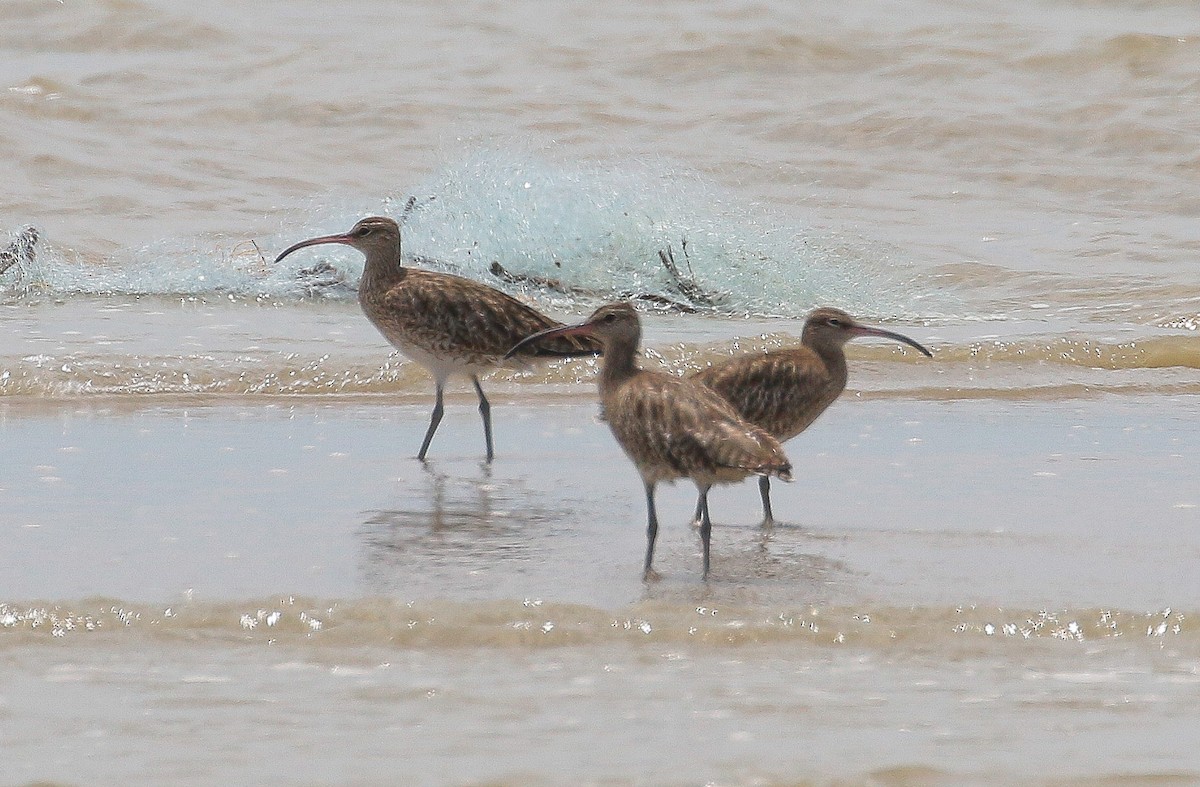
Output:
[642,568,663,583]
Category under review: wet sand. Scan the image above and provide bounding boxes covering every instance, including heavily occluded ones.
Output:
[3,394,1199,784]
[4,394,1198,607]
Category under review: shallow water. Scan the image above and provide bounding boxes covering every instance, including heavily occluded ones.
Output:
[4,0,1200,326]
[4,0,1200,783]
[4,399,1199,783]
[4,397,1198,607]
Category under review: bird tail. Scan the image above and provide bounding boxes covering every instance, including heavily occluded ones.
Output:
[751,459,792,482]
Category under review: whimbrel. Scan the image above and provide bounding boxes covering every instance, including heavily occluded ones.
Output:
[508,302,792,580]
[276,216,598,463]
[691,307,931,525]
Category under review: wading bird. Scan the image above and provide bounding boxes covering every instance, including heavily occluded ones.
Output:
[509,302,792,580]
[691,307,931,525]
[276,216,598,463]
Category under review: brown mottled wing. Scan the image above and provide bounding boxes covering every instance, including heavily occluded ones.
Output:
[691,349,844,442]
[605,372,791,482]
[381,270,599,359]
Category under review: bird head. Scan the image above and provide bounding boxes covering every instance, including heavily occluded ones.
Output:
[505,301,641,359]
[274,216,401,264]
[804,307,932,357]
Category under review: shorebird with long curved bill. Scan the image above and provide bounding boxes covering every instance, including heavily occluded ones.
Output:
[276,216,599,463]
[508,302,792,580]
[691,306,932,525]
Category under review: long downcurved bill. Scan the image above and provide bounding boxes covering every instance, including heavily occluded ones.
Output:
[851,325,933,357]
[274,233,353,263]
[505,322,596,360]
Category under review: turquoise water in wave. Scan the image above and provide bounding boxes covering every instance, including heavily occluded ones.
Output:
[4,149,944,320]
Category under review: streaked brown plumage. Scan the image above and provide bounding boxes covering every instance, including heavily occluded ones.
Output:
[691,306,932,524]
[275,216,598,463]
[508,302,792,580]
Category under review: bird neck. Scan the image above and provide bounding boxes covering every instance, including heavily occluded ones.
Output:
[598,334,641,391]
[359,245,407,296]
[812,343,849,384]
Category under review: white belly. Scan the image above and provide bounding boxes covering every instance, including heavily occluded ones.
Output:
[391,341,496,385]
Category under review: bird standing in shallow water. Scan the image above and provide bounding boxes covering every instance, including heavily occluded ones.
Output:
[690,306,932,525]
[508,302,792,580]
[276,216,598,463]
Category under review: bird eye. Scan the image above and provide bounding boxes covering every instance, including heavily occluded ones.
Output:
[602,312,617,323]
[354,226,371,237]
[827,317,842,327]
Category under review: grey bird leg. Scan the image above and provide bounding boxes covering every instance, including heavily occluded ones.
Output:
[643,482,661,582]
[690,496,704,527]
[759,476,775,527]
[472,375,494,463]
[697,484,713,579]
[418,383,445,461]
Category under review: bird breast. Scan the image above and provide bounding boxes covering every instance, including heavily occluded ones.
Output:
[358,290,500,374]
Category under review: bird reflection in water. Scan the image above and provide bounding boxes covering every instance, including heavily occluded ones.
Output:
[355,462,570,595]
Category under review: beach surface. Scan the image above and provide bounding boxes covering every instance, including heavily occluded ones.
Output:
[5,394,1199,609]
[4,389,1199,784]
[6,0,1200,782]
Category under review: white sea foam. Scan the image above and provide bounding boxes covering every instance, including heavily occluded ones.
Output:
[4,151,946,319]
